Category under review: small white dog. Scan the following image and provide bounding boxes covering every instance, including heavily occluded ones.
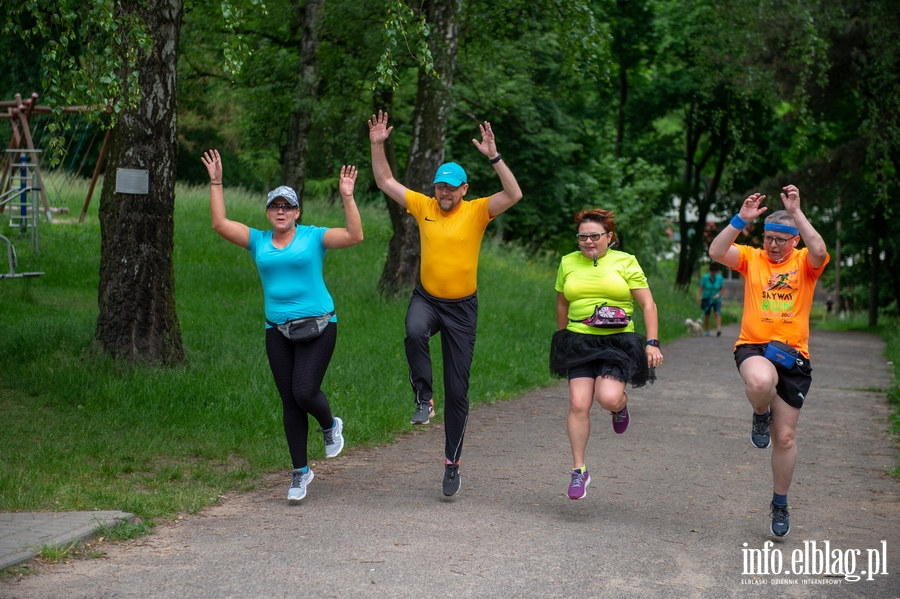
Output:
[685,318,704,337]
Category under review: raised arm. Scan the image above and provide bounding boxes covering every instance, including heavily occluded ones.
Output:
[368,110,408,208]
[472,121,523,217]
[323,165,364,250]
[780,185,828,269]
[201,149,250,249]
[708,192,768,268]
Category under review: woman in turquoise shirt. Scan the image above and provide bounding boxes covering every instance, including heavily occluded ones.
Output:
[202,149,363,503]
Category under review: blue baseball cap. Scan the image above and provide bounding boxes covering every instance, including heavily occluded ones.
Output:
[433,162,467,187]
[266,185,299,207]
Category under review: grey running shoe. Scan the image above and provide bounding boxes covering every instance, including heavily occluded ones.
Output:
[411,400,435,425]
[770,502,790,537]
[567,469,591,500]
[288,468,314,502]
[321,416,344,458]
[751,412,772,448]
[443,462,461,496]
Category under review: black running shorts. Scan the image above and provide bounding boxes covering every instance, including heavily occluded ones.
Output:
[734,343,813,409]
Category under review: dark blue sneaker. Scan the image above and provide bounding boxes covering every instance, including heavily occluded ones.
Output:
[770,502,790,537]
[751,412,772,448]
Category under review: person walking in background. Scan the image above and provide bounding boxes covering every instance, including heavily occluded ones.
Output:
[550,209,662,500]
[201,149,364,503]
[367,110,523,497]
[708,185,829,537]
[697,262,724,336]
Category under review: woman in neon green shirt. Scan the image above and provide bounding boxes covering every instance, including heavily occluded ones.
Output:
[550,208,663,500]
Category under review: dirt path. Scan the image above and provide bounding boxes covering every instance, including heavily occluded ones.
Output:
[3,326,898,598]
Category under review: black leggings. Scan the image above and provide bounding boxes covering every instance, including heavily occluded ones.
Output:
[265,322,337,469]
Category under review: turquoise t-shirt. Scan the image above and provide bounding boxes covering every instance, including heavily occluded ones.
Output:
[699,272,724,301]
[555,249,648,335]
[248,226,337,327]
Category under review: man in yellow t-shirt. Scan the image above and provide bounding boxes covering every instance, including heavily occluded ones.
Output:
[368,111,523,497]
[709,185,829,538]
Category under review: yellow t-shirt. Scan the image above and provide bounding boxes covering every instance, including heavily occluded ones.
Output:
[554,249,648,335]
[734,245,830,358]
[405,190,493,299]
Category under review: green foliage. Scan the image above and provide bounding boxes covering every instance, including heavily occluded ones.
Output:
[1,0,153,164]
[375,0,437,89]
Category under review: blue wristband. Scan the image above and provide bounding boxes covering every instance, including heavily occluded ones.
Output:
[730,215,748,230]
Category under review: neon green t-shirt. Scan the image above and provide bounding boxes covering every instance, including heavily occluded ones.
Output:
[555,249,648,335]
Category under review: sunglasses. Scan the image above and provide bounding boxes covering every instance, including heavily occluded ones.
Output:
[267,203,296,212]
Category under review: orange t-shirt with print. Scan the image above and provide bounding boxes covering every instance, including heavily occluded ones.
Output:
[734,245,830,358]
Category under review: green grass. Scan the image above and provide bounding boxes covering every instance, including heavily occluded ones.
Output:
[1,173,698,522]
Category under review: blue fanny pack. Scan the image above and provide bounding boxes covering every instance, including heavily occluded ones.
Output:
[764,340,800,370]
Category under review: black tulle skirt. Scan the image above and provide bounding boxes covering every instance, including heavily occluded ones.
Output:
[549,328,656,388]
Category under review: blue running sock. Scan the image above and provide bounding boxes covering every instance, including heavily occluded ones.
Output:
[756,410,770,419]
[297,465,309,474]
[773,492,788,506]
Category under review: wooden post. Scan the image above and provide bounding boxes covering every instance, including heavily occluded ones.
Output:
[79,128,111,224]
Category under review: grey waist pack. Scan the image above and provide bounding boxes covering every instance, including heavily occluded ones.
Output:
[267,311,334,342]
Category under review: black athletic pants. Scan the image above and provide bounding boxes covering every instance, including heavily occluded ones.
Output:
[265,323,337,469]
[404,286,477,463]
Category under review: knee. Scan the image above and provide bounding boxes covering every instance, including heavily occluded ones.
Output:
[743,371,777,398]
[596,391,626,413]
[772,424,796,450]
[568,398,592,418]
[405,322,431,344]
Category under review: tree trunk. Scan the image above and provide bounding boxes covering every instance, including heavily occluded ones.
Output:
[96,0,185,364]
[375,87,420,297]
[868,216,881,327]
[281,0,324,216]
[377,0,461,297]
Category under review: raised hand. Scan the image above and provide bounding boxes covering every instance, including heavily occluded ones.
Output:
[738,192,768,222]
[200,149,223,184]
[780,185,801,214]
[339,165,358,197]
[472,121,498,158]
[368,110,393,144]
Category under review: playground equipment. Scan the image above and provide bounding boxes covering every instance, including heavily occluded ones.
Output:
[0,93,108,279]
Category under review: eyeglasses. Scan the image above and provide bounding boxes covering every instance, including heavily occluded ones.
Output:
[576,232,610,242]
[434,183,460,192]
[267,203,296,212]
[763,235,796,247]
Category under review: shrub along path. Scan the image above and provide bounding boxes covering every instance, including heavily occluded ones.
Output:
[2,326,898,598]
